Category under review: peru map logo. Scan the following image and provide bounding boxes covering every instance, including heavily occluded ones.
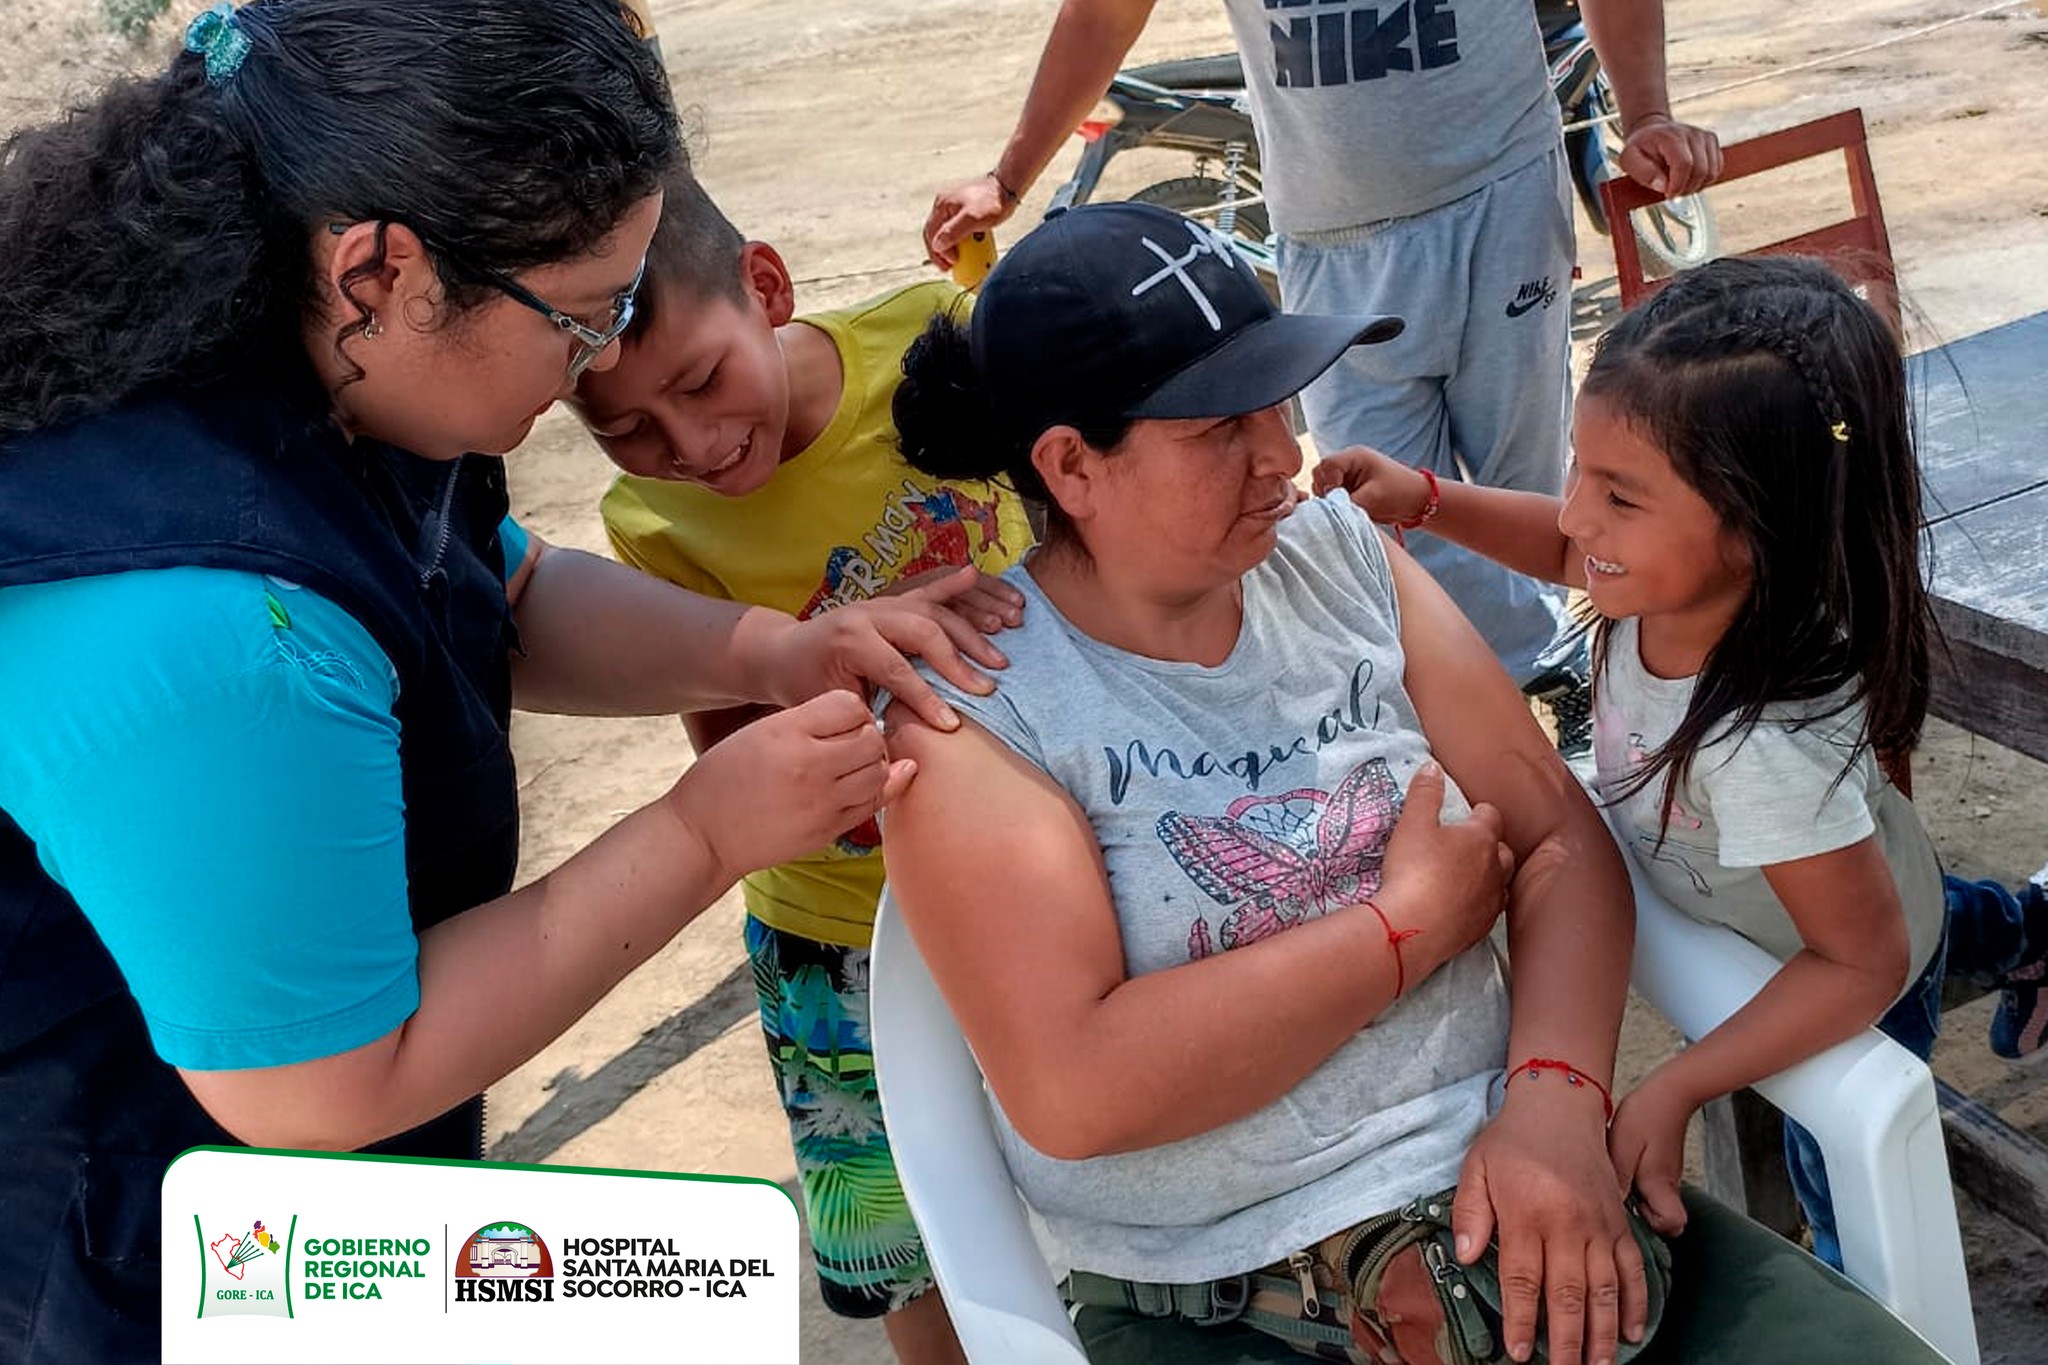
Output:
[194,1215,293,1319]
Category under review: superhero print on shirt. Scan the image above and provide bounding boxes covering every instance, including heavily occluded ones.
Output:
[798,482,1012,622]
[803,480,1013,856]
[1158,756,1403,961]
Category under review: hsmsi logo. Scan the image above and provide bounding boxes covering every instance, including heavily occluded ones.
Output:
[194,1214,293,1319]
[454,1221,556,1302]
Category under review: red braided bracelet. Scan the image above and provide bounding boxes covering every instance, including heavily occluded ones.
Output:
[1391,467,1440,546]
[1361,899,1421,998]
[1506,1057,1615,1124]
[1394,467,1441,529]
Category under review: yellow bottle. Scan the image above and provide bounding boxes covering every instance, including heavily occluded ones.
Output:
[951,230,997,291]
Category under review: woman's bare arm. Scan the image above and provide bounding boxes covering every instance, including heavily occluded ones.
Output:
[1381,539,1645,1365]
[881,708,1509,1160]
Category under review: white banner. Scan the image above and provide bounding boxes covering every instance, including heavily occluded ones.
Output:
[162,1147,800,1364]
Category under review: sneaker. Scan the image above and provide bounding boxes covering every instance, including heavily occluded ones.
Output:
[1522,661,1593,764]
[1990,868,2048,1064]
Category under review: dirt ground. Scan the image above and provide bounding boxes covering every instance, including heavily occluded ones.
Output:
[6,0,2048,1358]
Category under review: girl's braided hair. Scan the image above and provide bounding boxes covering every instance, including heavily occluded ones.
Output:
[1582,255,1931,829]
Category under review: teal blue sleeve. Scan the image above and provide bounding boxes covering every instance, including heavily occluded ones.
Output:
[0,567,419,1071]
[499,515,529,586]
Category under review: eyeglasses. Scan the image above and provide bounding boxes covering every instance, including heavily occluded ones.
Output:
[481,256,647,381]
[325,222,645,380]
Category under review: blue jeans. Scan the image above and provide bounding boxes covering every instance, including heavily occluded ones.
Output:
[1782,933,1947,1270]
[1941,871,2037,982]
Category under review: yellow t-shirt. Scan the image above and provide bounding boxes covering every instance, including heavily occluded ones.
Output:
[601,279,1033,948]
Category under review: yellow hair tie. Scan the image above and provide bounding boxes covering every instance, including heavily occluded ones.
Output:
[1830,420,1850,444]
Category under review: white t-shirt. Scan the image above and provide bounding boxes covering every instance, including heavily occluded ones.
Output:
[1592,617,1944,984]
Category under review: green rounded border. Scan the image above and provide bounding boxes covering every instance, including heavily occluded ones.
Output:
[164,1145,800,1216]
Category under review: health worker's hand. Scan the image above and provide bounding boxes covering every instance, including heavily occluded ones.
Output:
[666,692,913,880]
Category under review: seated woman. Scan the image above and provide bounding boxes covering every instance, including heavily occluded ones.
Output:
[878,203,1947,1365]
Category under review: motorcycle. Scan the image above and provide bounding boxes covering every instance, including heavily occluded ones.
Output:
[1047,0,1718,296]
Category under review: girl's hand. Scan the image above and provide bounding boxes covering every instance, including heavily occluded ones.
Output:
[665,691,913,880]
[1373,762,1515,978]
[879,566,1025,636]
[748,567,1008,729]
[1311,446,1433,525]
[1607,1071,1695,1237]
[1454,1088,1649,1365]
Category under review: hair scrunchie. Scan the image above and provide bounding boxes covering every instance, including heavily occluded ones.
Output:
[184,3,252,86]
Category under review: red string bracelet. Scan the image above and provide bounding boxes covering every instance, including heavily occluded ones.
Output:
[1507,1057,1615,1124]
[1361,900,1421,998]
[1391,467,1440,546]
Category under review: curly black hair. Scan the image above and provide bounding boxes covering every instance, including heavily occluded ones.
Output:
[0,0,681,434]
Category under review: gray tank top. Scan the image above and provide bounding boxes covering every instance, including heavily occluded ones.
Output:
[905,494,1509,1283]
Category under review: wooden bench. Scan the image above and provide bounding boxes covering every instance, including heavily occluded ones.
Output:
[1916,309,2048,764]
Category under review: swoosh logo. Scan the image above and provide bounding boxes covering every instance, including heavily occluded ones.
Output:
[1504,296,1545,318]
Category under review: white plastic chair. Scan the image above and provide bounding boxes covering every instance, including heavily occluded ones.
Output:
[868,897,1090,1363]
[1619,812,1978,1365]
[872,839,1980,1364]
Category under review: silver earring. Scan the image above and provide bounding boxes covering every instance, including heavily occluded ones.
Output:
[363,313,382,340]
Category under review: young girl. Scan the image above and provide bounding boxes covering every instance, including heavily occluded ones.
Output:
[1315,255,1945,1271]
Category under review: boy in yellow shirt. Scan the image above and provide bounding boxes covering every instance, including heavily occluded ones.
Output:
[572,171,1030,1363]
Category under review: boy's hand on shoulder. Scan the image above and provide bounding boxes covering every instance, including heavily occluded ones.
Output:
[749,568,1008,732]
[667,691,913,879]
[1607,1071,1693,1237]
[1311,447,1432,525]
[881,566,1025,635]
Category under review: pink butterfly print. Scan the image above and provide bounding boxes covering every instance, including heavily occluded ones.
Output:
[1158,757,1403,959]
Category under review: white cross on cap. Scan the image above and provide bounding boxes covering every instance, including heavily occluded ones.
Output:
[1129,219,1245,331]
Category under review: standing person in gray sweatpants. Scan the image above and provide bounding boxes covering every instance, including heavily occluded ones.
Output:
[923,0,1720,714]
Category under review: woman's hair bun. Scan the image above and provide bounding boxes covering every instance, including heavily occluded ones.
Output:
[894,311,1015,484]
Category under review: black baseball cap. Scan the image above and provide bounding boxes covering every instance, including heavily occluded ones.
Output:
[969,202,1403,439]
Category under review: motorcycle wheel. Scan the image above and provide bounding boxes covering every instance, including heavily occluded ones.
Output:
[1128,176,1282,306]
[1585,74,1720,274]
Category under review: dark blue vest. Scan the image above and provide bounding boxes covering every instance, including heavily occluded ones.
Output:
[0,384,522,1362]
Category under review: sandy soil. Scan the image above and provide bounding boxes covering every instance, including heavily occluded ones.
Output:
[5,0,2047,1358]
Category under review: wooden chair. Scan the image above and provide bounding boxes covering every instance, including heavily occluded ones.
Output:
[1600,108,1898,329]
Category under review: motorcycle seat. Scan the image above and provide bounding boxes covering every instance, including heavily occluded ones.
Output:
[1124,53,1244,91]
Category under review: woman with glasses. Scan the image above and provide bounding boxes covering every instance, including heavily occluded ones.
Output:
[0,2,998,1358]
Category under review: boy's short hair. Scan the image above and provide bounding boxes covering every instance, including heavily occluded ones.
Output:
[633,166,748,334]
